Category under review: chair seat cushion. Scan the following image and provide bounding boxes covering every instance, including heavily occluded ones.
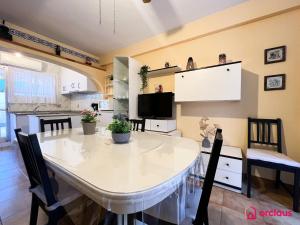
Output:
[247,148,300,168]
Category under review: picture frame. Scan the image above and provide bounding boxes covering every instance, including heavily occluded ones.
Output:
[264,74,286,91]
[264,46,286,64]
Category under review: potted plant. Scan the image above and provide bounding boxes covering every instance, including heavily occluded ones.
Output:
[81,109,97,135]
[107,114,131,144]
[199,117,219,148]
[139,65,150,92]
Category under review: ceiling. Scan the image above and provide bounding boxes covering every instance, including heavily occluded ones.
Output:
[0,0,247,56]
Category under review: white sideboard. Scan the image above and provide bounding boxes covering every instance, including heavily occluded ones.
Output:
[175,61,241,102]
[200,145,243,193]
[145,119,176,133]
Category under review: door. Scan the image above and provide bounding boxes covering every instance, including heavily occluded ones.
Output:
[0,66,8,143]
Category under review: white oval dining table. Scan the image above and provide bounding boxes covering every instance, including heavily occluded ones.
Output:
[37,128,200,224]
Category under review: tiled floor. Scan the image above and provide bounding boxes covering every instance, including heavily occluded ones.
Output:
[1,146,300,225]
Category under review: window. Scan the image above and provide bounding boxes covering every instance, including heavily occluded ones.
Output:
[7,67,57,104]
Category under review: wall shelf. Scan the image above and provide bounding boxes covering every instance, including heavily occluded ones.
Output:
[147,66,181,77]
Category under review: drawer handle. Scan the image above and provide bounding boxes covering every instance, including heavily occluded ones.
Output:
[227,68,230,72]
[225,163,230,167]
[156,125,159,127]
[225,176,229,180]
[181,75,184,78]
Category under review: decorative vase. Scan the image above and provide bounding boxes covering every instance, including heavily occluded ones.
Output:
[202,137,211,148]
[112,132,131,144]
[186,57,195,70]
[82,122,96,135]
[219,53,226,64]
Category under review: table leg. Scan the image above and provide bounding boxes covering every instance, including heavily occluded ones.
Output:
[117,215,123,225]
[124,214,128,225]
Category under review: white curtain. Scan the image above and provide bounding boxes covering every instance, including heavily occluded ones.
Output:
[6,67,57,104]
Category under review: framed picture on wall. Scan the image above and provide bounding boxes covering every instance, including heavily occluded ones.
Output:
[264,74,286,91]
[264,46,286,64]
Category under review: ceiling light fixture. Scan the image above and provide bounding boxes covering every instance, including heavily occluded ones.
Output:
[143,0,151,3]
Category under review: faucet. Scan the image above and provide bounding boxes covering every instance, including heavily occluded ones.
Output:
[33,105,40,114]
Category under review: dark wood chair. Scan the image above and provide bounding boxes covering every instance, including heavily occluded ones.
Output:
[247,118,300,212]
[14,128,81,225]
[129,119,145,132]
[40,117,72,132]
[134,129,223,225]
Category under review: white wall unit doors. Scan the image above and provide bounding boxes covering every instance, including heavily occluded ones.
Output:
[175,62,241,102]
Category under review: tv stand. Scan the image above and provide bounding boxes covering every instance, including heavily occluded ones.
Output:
[145,119,176,133]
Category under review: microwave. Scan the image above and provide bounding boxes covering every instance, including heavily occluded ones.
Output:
[99,99,113,111]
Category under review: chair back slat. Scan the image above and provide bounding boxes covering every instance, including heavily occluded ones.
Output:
[262,123,265,143]
[194,129,223,224]
[267,123,271,144]
[130,119,145,132]
[256,122,260,143]
[15,129,41,186]
[248,118,282,152]
[14,129,57,206]
[40,117,72,132]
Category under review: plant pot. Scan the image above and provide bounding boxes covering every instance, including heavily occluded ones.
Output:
[112,132,131,144]
[82,122,96,135]
[202,137,211,148]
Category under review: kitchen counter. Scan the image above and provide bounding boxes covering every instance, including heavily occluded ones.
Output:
[9,112,82,141]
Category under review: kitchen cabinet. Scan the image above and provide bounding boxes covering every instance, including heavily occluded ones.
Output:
[175,61,241,102]
[60,68,97,94]
[98,111,113,127]
[9,113,29,141]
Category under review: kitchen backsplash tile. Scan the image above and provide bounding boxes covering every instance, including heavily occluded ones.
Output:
[8,94,71,112]
[70,93,102,111]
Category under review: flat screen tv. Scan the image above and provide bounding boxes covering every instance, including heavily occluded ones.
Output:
[138,92,174,118]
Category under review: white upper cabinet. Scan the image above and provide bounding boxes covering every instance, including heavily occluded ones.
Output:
[175,62,241,102]
[60,68,97,94]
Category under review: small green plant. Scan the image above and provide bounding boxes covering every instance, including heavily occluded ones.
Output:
[139,65,150,90]
[107,119,131,133]
[81,109,97,123]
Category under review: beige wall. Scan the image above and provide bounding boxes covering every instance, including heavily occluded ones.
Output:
[100,0,300,65]
[104,7,300,182]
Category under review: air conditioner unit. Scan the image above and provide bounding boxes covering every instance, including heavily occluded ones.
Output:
[0,52,43,72]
